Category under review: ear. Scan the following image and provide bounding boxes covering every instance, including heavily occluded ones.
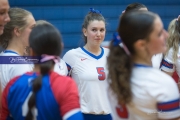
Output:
[29,48,36,56]
[61,42,64,50]
[83,28,87,37]
[13,27,21,37]
[134,39,146,52]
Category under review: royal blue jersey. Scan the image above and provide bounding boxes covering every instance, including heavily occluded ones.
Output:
[1,71,84,120]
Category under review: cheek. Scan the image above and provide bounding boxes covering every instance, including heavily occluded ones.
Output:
[150,37,166,53]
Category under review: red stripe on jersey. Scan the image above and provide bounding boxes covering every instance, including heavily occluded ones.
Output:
[172,72,179,83]
[49,72,80,117]
[157,99,180,112]
[161,59,173,69]
[0,76,20,120]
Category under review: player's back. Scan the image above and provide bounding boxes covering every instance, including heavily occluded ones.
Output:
[108,65,180,120]
[1,71,82,120]
[128,65,180,120]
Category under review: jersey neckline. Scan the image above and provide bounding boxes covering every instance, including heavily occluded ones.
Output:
[134,63,152,68]
[3,50,19,55]
[80,47,104,60]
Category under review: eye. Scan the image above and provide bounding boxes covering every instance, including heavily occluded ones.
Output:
[158,29,163,37]
[0,12,5,15]
[92,29,97,32]
[100,29,105,32]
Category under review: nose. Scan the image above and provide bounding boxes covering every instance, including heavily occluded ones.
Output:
[96,30,100,36]
[4,13,10,23]
[163,29,169,39]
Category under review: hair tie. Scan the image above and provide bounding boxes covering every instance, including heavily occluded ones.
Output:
[89,8,102,14]
[113,32,121,46]
[40,54,60,63]
[113,32,131,55]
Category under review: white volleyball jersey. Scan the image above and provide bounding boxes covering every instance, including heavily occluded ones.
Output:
[152,53,163,69]
[54,59,68,76]
[108,64,180,120]
[63,47,111,114]
[161,48,180,76]
[0,50,33,90]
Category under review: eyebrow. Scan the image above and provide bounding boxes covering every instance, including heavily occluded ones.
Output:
[91,27,105,29]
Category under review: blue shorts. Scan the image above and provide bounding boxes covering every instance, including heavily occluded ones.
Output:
[83,113,112,120]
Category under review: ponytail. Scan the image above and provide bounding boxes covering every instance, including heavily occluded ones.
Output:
[25,60,54,120]
[107,40,133,104]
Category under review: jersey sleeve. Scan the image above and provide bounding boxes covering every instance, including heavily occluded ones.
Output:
[0,76,20,120]
[148,74,180,119]
[54,59,68,76]
[62,50,77,76]
[151,53,163,69]
[161,48,175,73]
[1,64,32,90]
[50,75,83,120]
[10,65,32,80]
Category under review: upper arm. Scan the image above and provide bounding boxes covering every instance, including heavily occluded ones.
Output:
[161,49,175,74]
[161,69,174,76]
[156,77,180,119]
[54,59,68,76]
[63,50,77,76]
[51,76,82,120]
[0,76,19,120]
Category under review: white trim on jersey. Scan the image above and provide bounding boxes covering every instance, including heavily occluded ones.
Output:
[63,108,81,120]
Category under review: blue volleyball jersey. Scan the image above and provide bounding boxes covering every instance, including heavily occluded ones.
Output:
[1,71,84,120]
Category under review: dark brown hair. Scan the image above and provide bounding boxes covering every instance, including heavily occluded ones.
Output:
[25,23,62,120]
[108,11,157,104]
[125,3,147,12]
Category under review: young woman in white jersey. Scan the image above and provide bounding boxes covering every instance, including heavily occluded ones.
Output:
[107,11,180,120]
[36,20,68,76]
[63,8,112,120]
[0,0,10,109]
[161,15,180,90]
[0,8,36,90]
[120,3,162,69]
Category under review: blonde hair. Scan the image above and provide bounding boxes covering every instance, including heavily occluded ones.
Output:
[0,7,32,49]
[166,18,180,63]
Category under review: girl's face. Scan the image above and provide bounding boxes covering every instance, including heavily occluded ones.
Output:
[20,14,36,48]
[146,16,168,55]
[0,0,10,35]
[83,20,106,47]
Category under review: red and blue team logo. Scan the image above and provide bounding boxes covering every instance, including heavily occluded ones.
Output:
[116,104,128,118]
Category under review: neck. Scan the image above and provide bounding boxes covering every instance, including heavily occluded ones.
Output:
[132,54,152,66]
[33,65,40,73]
[84,44,101,55]
[6,38,25,56]
[33,64,55,73]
